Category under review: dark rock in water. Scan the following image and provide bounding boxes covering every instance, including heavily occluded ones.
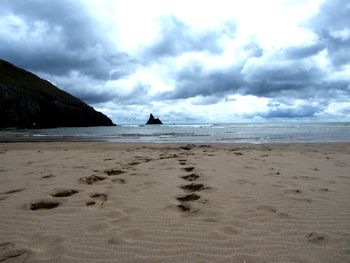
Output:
[146,114,162,125]
[0,59,115,128]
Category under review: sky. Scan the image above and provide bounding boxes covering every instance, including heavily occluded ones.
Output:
[1,0,350,124]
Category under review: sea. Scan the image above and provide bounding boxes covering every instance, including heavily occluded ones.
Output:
[1,122,350,143]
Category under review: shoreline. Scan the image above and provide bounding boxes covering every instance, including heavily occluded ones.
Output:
[1,142,350,262]
[1,122,350,144]
[2,138,350,144]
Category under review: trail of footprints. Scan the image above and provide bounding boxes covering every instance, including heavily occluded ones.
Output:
[3,145,332,252]
[28,145,215,214]
[27,152,155,211]
[28,168,121,210]
[175,156,211,213]
[28,151,157,210]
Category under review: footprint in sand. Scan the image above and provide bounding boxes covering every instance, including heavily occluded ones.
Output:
[86,200,96,206]
[29,200,60,210]
[175,196,201,213]
[230,151,243,156]
[112,178,126,184]
[0,188,25,195]
[88,193,108,206]
[180,144,195,151]
[104,169,125,176]
[172,188,203,214]
[0,242,28,262]
[159,153,178,160]
[180,183,209,192]
[90,193,108,201]
[128,161,141,166]
[176,193,200,202]
[307,232,326,244]
[177,203,199,213]
[50,189,78,197]
[182,167,195,172]
[135,156,153,163]
[79,175,106,185]
[178,159,187,165]
[181,173,200,181]
[177,203,191,212]
[41,174,55,179]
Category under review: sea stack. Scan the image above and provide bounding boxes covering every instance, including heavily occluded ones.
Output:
[0,59,115,128]
[146,114,163,125]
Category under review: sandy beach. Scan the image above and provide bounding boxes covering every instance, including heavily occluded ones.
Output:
[0,142,349,262]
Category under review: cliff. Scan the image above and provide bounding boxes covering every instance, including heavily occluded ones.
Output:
[0,59,115,128]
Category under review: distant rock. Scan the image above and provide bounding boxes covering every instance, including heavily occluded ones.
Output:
[146,114,163,125]
[0,59,115,128]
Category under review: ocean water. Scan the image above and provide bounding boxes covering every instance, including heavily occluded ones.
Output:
[1,122,350,143]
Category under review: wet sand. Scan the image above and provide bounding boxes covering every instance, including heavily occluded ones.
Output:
[0,142,350,262]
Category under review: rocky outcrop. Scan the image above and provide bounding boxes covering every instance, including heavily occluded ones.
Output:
[146,114,163,125]
[0,59,115,128]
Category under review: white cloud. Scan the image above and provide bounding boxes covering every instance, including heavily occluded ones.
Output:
[1,0,350,123]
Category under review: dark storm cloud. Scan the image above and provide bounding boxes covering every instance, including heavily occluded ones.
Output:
[158,54,329,101]
[76,92,114,105]
[154,0,350,106]
[159,62,244,99]
[0,0,134,80]
[309,0,350,67]
[241,60,327,98]
[156,0,350,104]
[259,104,323,118]
[144,16,235,59]
[283,43,325,59]
[1,0,349,122]
[80,87,149,106]
[45,72,152,106]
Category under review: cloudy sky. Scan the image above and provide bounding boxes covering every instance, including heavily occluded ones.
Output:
[1,0,350,123]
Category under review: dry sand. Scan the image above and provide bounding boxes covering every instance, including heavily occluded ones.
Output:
[0,142,349,262]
